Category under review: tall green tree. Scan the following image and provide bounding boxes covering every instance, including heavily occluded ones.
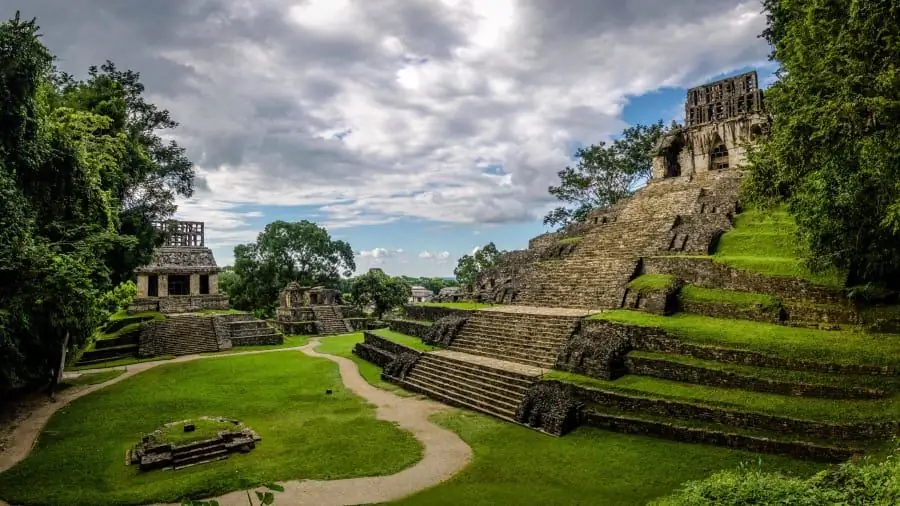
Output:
[0,14,141,391]
[227,221,355,314]
[544,121,667,228]
[54,61,196,284]
[747,0,900,286]
[350,270,411,317]
[454,242,503,287]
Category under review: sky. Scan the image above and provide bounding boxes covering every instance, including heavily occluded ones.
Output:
[7,0,778,278]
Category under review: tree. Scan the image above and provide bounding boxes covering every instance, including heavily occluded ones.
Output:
[228,221,355,314]
[454,243,503,287]
[544,121,667,228]
[0,13,147,392]
[746,0,900,286]
[350,270,411,318]
[54,61,196,285]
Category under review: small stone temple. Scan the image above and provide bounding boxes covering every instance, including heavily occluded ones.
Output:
[651,71,770,179]
[274,282,367,335]
[129,221,229,314]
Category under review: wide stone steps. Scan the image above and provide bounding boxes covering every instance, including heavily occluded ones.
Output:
[399,354,537,421]
[446,342,554,369]
[311,305,352,334]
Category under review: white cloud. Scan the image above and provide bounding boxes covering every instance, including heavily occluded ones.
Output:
[26,0,774,274]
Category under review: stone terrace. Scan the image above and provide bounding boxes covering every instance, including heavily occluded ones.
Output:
[490,172,742,310]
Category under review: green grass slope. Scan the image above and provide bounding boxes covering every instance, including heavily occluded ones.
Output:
[0,352,421,506]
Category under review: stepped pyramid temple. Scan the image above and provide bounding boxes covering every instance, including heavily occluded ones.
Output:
[80,220,285,366]
[274,282,370,335]
[354,71,900,462]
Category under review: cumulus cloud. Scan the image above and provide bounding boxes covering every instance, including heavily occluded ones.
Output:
[13,0,773,250]
[419,250,451,260]
[359,248,404,258]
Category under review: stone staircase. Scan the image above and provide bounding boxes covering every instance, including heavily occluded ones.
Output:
[399,351,540,421]
[504,173,742,310]
[312,305,351,335]
[138,315,220,356]
[449,309,584,368]
[228,319,283,346]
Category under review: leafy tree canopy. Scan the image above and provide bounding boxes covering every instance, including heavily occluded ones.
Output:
[350,269,411,317]
[544,121,667,228]
[226,220,355,315]
[0,13,191,391]
[747,0,900,286]
[454,242,504,286]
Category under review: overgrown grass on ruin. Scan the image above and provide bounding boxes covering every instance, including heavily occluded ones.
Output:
[0,352,422,506]
[368,328,435,352]
[591,310,900,369]
[679,285,780,310]
[626,350,899,391]
[544,369,900,424]
[627,274,677,293]
[712,207,844,287]
[416,302,494,310]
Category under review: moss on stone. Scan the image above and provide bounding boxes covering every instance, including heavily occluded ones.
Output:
[627,274,678,294]
[679,285,780,310]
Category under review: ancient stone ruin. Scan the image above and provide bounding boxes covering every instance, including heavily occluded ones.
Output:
[274,282,367,335]
[353,70,900,462]
[128,416,261,471]
[129,220,229,314]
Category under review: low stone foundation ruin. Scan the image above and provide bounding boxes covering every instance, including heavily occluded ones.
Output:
[127,417,261,471]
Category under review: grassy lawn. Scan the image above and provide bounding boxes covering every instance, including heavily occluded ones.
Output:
[592,310,900,369]
[415,302,493,310]
[108,310,166,322]
[0,352,421,506]
[545,369,900,424]
[679,285,780,309]
[368,329,435,352]
[712,207,844,287]
[315,333,413,396]
[628,274,677,293]
[391,411,824,506]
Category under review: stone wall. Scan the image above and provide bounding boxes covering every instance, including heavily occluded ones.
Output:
[678,299,783,324]
[230,334,283,346]
[156,295,229,313]
[582,409,851,462]
[624,354,885,399]
[352,331,424,369]
[642,256,843,303]
[389,319,431,338]
[346,317,370,332]
[569,381,895,440]
[403,305,475,321]
[275,321,317,335]
[128,300,160,314]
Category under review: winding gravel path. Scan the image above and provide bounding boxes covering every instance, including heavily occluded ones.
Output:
[0,337,472,506]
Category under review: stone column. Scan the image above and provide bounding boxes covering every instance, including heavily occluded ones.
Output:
[209,273,219,295]
[190,274,200,296]
[159,274,169,297]
[136,275,149,298]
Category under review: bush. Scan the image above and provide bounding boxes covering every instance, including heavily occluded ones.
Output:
[655,448,900,505]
